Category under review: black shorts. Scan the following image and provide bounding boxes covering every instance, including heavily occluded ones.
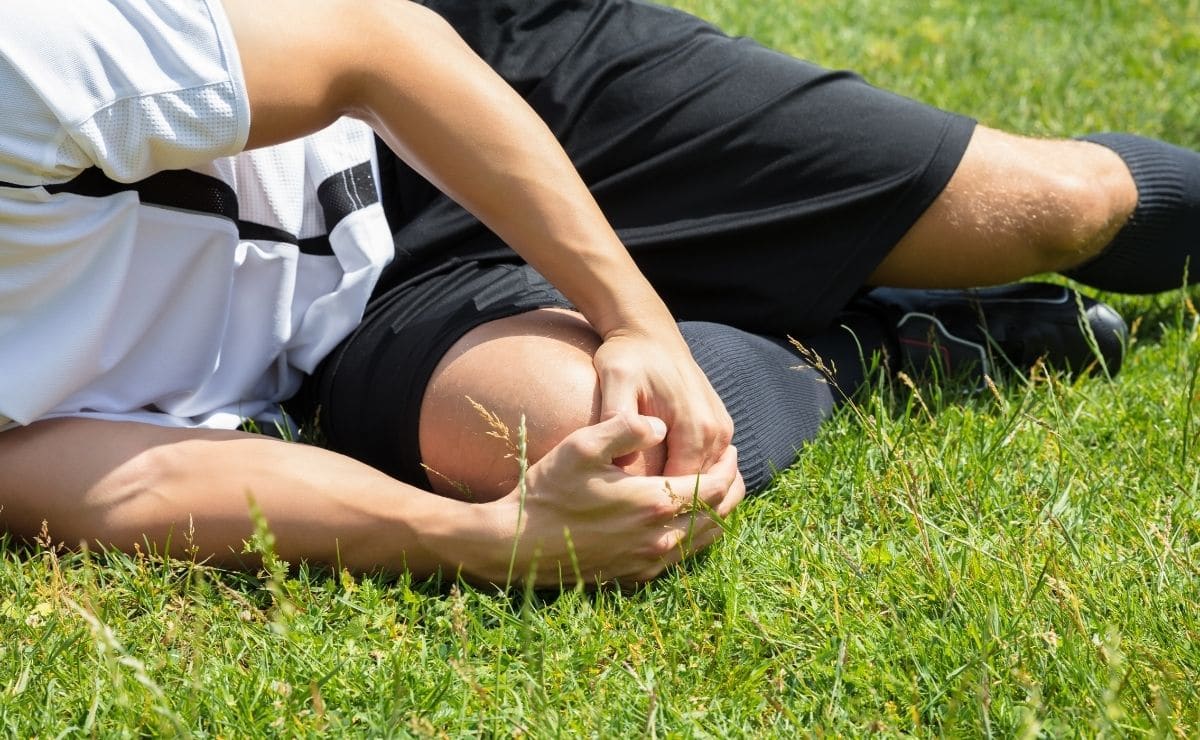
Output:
[304,0,976,486]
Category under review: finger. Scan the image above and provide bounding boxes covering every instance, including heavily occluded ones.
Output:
[637,524,701,567]
[660,422,708,478]
[660,399,734,478]
[677,515,724,554]
[594,352,640,422]
[670,507,722,545]
[640,513,724,567]
[557,412,668,467]
[705,444,744,518]
[716,469,747,518]
[658,443,740,513]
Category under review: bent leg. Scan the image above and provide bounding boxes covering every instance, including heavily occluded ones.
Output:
[378,0,979,337]
[418,309,620,501]
[384,1,1198,332]
[419,308,886,501]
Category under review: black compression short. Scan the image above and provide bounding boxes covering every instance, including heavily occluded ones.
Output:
[303,0,976,486]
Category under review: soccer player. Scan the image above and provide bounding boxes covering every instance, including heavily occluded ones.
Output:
[0,0,1187,586]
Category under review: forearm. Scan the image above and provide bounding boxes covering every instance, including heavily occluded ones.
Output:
[225,0,675,339]
[353,13,670,338]
[342,6,742,468]
[222,0,733,473]
[0,419,485,577]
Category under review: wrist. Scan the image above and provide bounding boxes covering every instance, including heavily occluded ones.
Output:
[590,293,680,343]
[417,495,523,585]
[534,243,676,340]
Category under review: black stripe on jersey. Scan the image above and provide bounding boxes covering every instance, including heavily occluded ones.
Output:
[47,168,240,221]
[237,222,335,257]
[317,161,378,232]
[22,165,378,257]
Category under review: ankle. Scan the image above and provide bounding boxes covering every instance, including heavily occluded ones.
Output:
[1080,140,1138,255]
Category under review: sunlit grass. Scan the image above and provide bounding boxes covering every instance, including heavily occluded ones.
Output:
[3,0,1199,735]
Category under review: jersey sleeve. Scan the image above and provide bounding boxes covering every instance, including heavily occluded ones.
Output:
[0,0,250,185]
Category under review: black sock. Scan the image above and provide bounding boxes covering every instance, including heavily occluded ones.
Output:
[679,314,889,492]
[1064,133,1200,293]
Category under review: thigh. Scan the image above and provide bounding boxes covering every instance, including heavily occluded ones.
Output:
[382,0,976,335]
[305,260,665,499]
[306,261,575,490]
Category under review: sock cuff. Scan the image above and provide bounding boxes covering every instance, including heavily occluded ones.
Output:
[1082,132,1188,218]
[1069,133,1196,291]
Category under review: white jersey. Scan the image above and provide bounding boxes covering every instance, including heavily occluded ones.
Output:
[0,0,393,431]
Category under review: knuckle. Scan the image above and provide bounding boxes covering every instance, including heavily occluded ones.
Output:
[706,419,732,444]
[700,479,727,505]
[610,409,639,435]
[611,360,637,380]
[646,499,679,521]
[598,409,640,443]
[656,530,685,557]
[598,353,637,379]
[638,529,681,559]
[561,435,594,461]
[717,490,741,517]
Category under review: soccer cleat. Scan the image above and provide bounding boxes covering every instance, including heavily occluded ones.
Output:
[860,282,1128,381]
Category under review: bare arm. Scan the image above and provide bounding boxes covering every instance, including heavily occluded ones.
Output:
[0,416,742,586]
[219,0,733,475]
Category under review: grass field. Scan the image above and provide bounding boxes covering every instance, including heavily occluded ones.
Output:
[4,0,1200,735]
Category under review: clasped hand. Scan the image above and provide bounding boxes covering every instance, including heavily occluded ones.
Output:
[477,412,744,587]
[472,332,743,587]
[593,329,735,476]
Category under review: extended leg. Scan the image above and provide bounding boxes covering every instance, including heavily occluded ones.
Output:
[870,126,1200,293]
[869,126,1137,287]
[384,1,1199,340]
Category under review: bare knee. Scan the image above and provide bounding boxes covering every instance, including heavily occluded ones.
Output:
[419,309,667,502]
[1024,142,1136,270]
